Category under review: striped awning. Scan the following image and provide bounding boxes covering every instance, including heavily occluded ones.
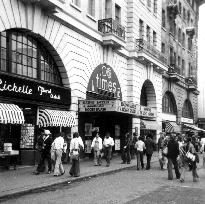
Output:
[183,124,205,132]
[164,121,180,133]
[38,109,76,127]
[0,103,24,124]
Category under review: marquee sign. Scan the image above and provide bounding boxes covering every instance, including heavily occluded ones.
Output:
[87,64,122,100]
[0,74,71,106]
[139,106,157,118]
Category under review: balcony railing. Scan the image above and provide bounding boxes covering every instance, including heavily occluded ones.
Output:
[185,76,197,85]
[98,18,125,40]
[136,39,168,65]
[168,66,180,75]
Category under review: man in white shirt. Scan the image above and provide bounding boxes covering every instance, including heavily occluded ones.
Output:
[103,132,114,167]
[52,133,65,176]
[91,130,103,166]
[135,136,145,170]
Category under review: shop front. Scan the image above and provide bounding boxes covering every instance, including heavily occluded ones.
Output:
[0,30,74,166]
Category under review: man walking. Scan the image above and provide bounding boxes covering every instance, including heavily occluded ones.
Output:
[167,134,181,180]
[135,136,145,170]
[103,132,114,167]
[145,134,155,170]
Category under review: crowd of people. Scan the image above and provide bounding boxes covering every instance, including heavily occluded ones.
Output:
[32,129,203,182]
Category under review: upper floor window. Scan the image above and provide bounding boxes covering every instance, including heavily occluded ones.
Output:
[139,19,144,39]
[88,0,95,17]
[182,59,185,75]
[153,31,157,47]
[161,42,166,53]
[188,37,192,51]
[105,0,112,18]
[182,100,193,119]
[162,93,175,114]
[187,11,190,24]
[0,31,62,85]
[179,2,182,14]
[72,0,80,7]
[188,62,193,76]
[115,4,121,23]
[182,32,185,47]
[178,28,181,43]
[147,0,151,8]
[162,9,166,28]
[183,7,186,20]
[146,25,151,43]
[153,0,157,13]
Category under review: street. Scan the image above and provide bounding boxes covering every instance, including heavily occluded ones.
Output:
[2,161,205,204]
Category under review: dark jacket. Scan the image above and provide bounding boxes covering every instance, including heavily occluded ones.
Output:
[42,136,53,153]
[145,137,155,155]
[167,140,179,159]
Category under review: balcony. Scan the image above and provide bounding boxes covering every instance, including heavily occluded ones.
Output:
[186,27,195,39]
[167,66,180,82]
[20,0,65,12]
[185,76,199,94]
[167,3,178,19]
[98,18,125,49]
[130,39,168,72]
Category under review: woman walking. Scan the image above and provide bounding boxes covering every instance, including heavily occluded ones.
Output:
[69,132,84,177]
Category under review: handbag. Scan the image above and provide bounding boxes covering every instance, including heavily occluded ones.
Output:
[162,146,168,155]
[70,150,79,160]
[186,151,195,162]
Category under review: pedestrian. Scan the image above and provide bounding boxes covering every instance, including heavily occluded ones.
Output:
[167,133,181,180]
[52,133,65,176]
[69,132,84,177]
[135,136,145,170]
[103,132,114,167]
[200,136,205,153]
[34,129,53,175]
[158,132,165,170]
[91,130,103,166]
[144,134,155,170]
[121,133,131,164]
[130,133,138,159]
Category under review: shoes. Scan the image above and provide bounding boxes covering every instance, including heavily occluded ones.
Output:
[47,171,51,174]
[61,171,65,176]
[137,168,140,171]
[179,178,185,183]
[33,171,40,175]
[94,164,98,166]
[121,162,126,164]
[54,174,60,177]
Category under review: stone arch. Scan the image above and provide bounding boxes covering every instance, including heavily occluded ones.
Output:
[140,79,156,108]
[182,99,194,119]
[162,91,178,116]
[0,0,70,88]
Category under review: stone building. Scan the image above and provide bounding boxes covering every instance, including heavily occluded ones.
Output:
[0,0,203,165]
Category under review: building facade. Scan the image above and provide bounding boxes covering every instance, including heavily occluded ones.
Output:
[0,0,202,165]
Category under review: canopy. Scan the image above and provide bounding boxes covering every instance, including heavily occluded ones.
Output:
[164,121,180,133]
[0,103,24,124]
[183,124,205,132]
[38,109,76,127]
[140,120,160,130]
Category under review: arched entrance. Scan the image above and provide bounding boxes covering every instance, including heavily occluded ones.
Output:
[140,80,158,142]
[162,91,180,133]
[0,29,73,166]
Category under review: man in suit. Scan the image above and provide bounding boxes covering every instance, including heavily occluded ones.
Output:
[34,129,53,175]
[145,134,155,170]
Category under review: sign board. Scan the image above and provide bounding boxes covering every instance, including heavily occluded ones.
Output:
[115,139,120,151]
[162,113,177,122]
[0,74,71,106]
[181,117,193,124]
[87,64,122,100]
[138,106,156,118]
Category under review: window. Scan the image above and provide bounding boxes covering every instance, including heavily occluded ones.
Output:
[146,26,151,43]
[115,4,121,22]
[182,100,193,118]
[72,0,80,7]
[162,93,175,114]
[161,42,165,53]
[170,47,174,66]
[153,31,157,47]
[105,0,112,18]
[173,22,176,37]
[88,0,95,17]
[173,52,176,66]
[182,32,185,47]
[188,37,192,51]
[183,7,186,20]
[139,19,144,39]
[178,28,181,43]
[153,0,157,13]
[162,9,166,28]
[147,0,151,8]
[182,59,185,75]
[188,62,192,76]
[178,56,181,68]
[187,11,190,24]
[0,31,62,85]
[140,84,147,106]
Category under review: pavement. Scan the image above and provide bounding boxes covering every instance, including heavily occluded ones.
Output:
[0,152,159,201]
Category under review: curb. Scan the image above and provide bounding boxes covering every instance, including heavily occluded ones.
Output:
[0,162,138,202]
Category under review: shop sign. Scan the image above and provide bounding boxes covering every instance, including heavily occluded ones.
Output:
[139,106,156,118]
[117,101,140,114]
[0,74,71,106]
[161,113,176,122]
[181,117,193,124]
[87,64,122,100]
[115,139,121,151]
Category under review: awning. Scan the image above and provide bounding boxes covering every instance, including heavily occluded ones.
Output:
[183,124,205,132]
[140,120,160,130]
[164,121,180,133]
[38,109,76,127]
[0,103,24,124]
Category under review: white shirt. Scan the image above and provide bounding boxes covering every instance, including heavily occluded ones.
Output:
[53,136,64,150]
[103,137,114,147]
[91,137,103,150]
[70,137,84,151]
[135,140,145,151]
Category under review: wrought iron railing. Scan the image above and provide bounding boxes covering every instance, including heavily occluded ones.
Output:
[185,76,197,85]
[136,39,168,65]
[168,66,180,75]
[98,18,125,40]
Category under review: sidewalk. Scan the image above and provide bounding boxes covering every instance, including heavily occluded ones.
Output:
[0,153,159,200]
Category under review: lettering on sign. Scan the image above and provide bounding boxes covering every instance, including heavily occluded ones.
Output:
[38,86,61,100]
[87,64,122,100]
